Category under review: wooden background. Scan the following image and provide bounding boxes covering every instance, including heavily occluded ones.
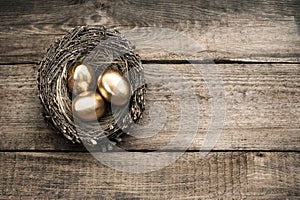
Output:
[0,0,299,199]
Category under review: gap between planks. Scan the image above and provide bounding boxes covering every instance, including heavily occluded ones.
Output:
[0,60,300,66]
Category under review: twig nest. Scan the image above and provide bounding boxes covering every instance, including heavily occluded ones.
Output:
[38,26,146,148]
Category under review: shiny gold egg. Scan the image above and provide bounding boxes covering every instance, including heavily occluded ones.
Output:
[67,63,95,95]
[97,69,131,106]
[72,91,106,121]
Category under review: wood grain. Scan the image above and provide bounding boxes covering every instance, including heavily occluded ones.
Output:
[0,152,298,199]
[0,0,299,63]
[1,0,299,199]
[1,63,299,151]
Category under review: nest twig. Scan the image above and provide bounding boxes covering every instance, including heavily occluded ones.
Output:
[38,26,145,148]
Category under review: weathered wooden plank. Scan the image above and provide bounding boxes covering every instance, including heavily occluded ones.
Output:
[0,0,299,63]
[1,63,299,151]
[0,152,299,199]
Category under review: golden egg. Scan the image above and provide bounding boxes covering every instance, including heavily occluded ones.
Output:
[72,91,106,121]
[97,69,131,106]
[67,63,95,95]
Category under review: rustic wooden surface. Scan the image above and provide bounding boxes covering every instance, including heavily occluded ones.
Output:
[0,0,299,63]
[0,0,299,199]
[1,63,300,151]
[1,152,299,199]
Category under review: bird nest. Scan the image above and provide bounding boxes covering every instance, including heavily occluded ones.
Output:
[38,26,145,148]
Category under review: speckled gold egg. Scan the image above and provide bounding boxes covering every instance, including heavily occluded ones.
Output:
[72,91,106,121]
[97,69,131,106]
[67,63,95,95]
